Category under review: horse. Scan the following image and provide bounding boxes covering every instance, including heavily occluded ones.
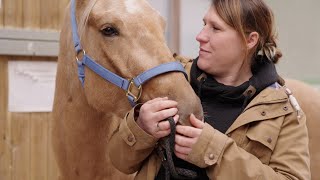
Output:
[52,0,203,179]
[285,79,320,179]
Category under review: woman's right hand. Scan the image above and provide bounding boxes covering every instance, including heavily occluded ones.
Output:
[136,97,179,139]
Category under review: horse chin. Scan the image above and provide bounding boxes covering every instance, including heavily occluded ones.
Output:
[177,100,204,126]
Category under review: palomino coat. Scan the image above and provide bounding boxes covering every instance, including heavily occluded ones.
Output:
[108,59,311,180]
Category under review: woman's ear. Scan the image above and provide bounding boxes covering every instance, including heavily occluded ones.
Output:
[247,32,259,50]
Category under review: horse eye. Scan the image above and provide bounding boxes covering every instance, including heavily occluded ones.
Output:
[101,27,119,37]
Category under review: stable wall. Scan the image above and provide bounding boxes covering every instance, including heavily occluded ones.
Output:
[0,0,68,179]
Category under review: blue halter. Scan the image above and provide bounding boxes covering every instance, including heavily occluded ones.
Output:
[70,0,187,106]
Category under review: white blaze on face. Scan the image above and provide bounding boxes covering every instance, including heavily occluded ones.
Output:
[124,0,142,14]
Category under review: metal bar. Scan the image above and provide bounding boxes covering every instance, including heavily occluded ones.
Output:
[0,29,59,56]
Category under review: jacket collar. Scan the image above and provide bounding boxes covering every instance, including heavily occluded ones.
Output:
[190,57,280,107]
[226,86,293,134]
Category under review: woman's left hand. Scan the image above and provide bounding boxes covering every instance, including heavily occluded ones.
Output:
[174,114,204,160]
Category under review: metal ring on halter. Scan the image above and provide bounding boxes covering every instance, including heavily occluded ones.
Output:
[76,49,86,62]
[126,79,142,103]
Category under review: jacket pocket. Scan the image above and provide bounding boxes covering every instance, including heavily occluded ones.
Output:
[245,117,283,164]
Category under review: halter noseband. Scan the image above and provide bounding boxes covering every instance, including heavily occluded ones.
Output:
[70,0,187,106]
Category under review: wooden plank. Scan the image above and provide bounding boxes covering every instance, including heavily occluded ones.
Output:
[11,113,31,180]
[0,29,59,57]
[168,0,181,54]
[0,57,11,180]
[0,0,4,27]
[23,0,41,28]
[0,29,59,41]
[40,0,59,30]
[47,113,60,180]
[0,57,7,149]
[4,0,23,28]
[29,54,49,180]
[30,113,48,180]
[0,39,59,57]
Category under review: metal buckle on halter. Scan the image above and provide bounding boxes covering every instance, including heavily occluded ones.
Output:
[126,79,142,103]
[76,49,86,62]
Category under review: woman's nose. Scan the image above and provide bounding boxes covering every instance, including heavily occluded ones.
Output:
[196,28,209,43]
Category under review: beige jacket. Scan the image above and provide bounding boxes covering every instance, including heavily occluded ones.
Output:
[108,59,311,180]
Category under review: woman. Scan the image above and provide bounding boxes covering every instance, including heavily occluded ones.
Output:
[108,0,311,179]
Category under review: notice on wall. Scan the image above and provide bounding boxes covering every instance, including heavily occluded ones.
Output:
[8,61,57,112]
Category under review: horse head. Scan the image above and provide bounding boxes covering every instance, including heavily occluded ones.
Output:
[56,0,203,122]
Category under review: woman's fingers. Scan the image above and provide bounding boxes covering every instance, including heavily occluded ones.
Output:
[175,144,192,155]
[175,151,188,160]
[145,97,168,104]
[155,114,179,139]
[175,134,197,147]
[190,114,204,129]
[154,107,178,121]
[137,97,180,139]
[176,125,201,138]
[151,100,178,112]
[154,129,171,139]
[172,115,204,159]
[157,115,179,131]
[143,97,178,112]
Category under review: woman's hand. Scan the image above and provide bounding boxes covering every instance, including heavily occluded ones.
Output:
[175,114,204,160]
[136,97,179,139]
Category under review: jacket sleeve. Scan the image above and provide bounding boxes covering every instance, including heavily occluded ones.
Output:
[108,107,158,174]
[186,112,311,180]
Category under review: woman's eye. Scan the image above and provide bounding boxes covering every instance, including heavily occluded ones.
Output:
[213,26,220,31]
[101,27,119,37]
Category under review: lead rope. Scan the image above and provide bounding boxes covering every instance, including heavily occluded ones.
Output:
[156,117,198,180]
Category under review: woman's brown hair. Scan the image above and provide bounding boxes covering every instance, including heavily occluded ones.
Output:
[212,0,282,63]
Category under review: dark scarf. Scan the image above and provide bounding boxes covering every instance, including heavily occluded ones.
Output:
[191,57,280,133]
[156,57,280,180]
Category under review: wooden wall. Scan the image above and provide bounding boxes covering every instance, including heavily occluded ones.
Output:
[0,56,60,180]
[0,0,68,30]
[0,0,69,179]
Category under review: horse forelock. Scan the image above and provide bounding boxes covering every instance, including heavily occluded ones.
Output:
[78,0,98,42]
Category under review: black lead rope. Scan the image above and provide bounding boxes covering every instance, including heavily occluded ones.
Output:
[156,117,198,180]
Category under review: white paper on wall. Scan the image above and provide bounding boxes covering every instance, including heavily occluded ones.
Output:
[8,61,57,112]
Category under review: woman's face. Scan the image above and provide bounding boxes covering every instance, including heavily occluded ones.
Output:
[196,6,248,79]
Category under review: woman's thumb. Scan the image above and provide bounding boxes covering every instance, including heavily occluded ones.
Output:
[190,114,204,128]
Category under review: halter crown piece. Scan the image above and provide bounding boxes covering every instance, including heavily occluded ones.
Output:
[70,0,188,106]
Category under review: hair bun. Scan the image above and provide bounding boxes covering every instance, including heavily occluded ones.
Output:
[258,42,282,63]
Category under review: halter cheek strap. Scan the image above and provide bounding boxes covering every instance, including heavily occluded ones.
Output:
[70,0,187,106]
